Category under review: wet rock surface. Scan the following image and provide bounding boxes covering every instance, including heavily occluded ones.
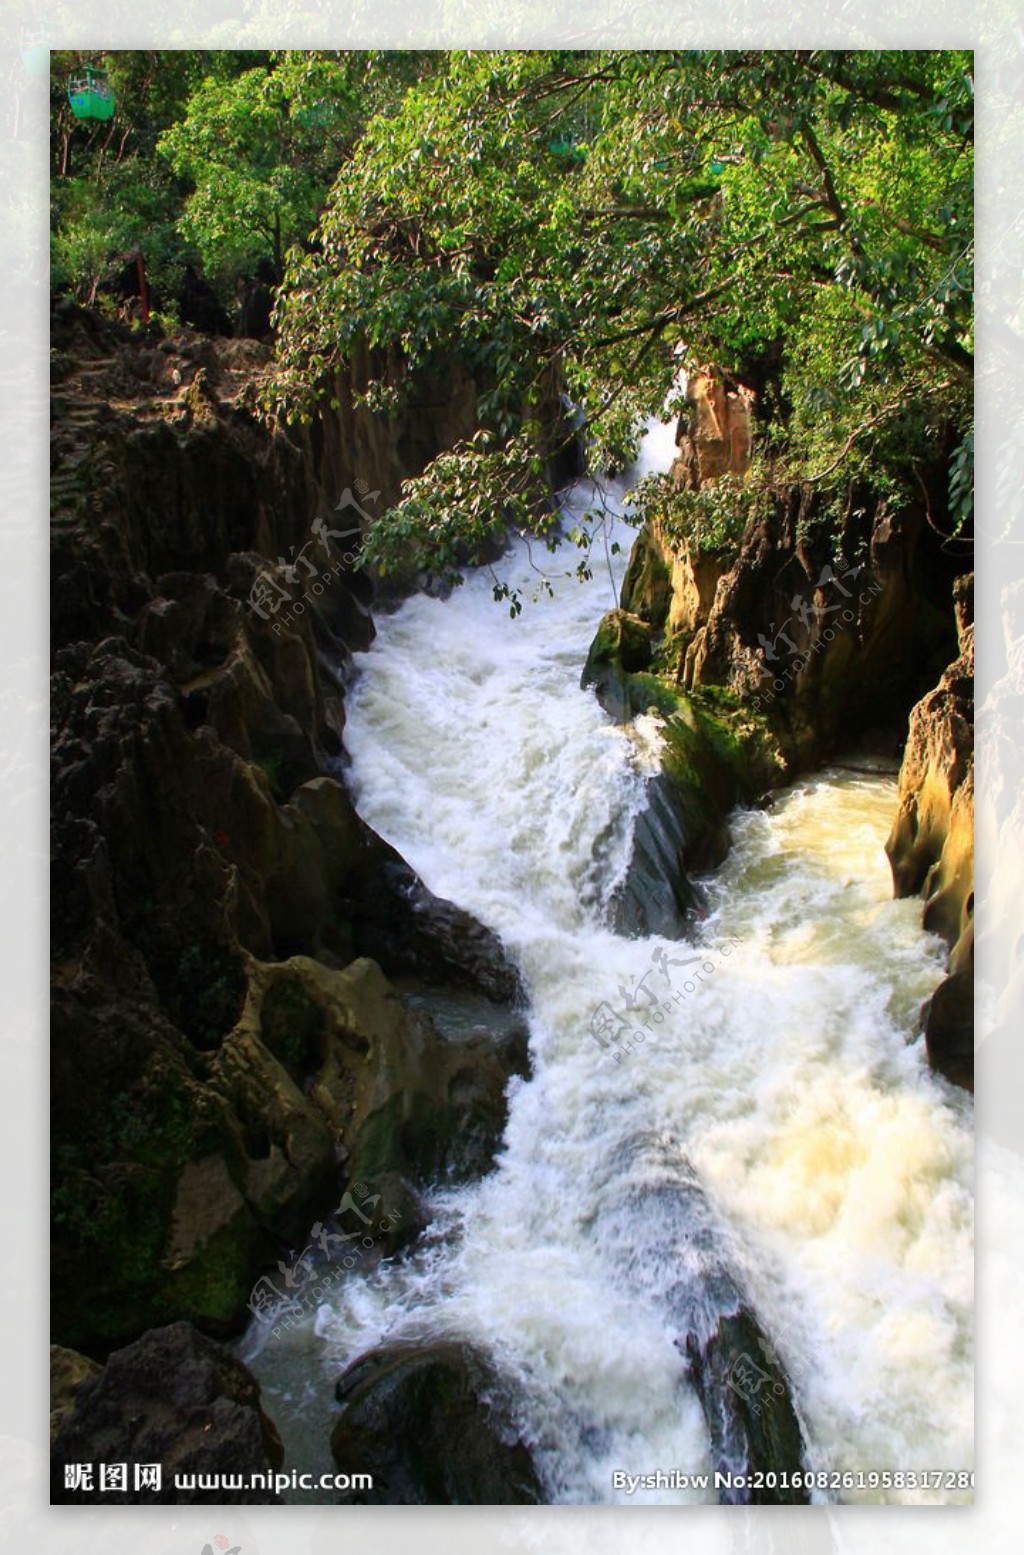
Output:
[682,1307,809,1506]
[330,1341,544,1504]
[887,574,974,1088]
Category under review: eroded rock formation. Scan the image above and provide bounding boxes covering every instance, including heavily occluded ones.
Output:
[887,574,974,1089]
[585,364,966,939]
[673,365,755,489]
[50,300,528,1357]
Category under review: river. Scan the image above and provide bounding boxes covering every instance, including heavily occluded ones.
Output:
[238,422,973,1506]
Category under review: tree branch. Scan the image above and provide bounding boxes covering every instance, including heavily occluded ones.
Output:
[804,398,903,483]
[799,120,846,226]
[591,280,734,349]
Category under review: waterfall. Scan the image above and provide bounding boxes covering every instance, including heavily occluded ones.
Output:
[240,421,973,1505]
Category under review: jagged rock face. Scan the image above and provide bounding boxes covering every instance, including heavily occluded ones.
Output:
[586,365,968,967]
[886,575,974,946]
[330,1342,544,1504]
[673,366,754,489]
[50,302,527,1353]
[621,491,959,774]
[50,1322,284,1504]
[611,362,961,772]
[886,574,974,1089]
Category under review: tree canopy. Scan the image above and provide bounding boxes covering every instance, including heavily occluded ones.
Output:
[49,49,973,588]
[268,49,973,587]
[49,50,433,309]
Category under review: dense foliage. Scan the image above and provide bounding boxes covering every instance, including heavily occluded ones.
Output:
[269,49,973,586]
[50,49,974,588]
[49,50,432,313]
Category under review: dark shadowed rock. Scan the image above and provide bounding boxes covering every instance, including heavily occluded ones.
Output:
[924,968,974,1090]
[330,1341,544,1503]
[51,1322,284,1503]
[924,918,974,1091]
[49,301,535,1360]
[682,1306,809,1505]
[608,771,702,937]
[354,859,524,1004]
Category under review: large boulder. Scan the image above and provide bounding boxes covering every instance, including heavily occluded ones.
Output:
[50,1322,284,1504]
[924,919,974,1092]
[330,1341,544,1504]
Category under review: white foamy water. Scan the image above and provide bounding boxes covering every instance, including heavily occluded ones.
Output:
[241,421,973,1505]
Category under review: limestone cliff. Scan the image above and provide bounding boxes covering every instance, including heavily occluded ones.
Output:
[886,574,974,1089]
[50,301,525,1353]
[585,365,969,976]
[673,365,755,489]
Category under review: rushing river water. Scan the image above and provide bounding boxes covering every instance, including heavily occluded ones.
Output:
[239,423,974,1505]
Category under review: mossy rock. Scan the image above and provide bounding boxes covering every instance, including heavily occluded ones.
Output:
[586,619,779,933]
[259,974,327,1078]
[581,608,654,719]
[620,525,673,628]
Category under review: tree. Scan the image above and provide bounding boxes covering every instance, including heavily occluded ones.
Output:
[268,49,973,591]
[156,51,431,283]
[49,50,248,306]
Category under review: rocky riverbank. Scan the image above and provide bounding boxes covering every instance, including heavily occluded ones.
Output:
[51,301,530,1387]
[50,311,973,1503]
[583,367,974,1083]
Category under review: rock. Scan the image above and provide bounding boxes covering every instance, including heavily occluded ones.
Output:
[316,956,530,1188]
[47,300,539,1360]
[682,1307,809,1506]
[50,1346,101,1444]
[609,771,703,937]
[886,576,974,948]
[591,1161,809,1504]
[582,622,775,932]
[673,365,755,488]
[886,575,974,1089]
[353,859,524,1004]
[924,918,974,1091]
[607,375,962,775]
[51,634,526,1350]
[330,1341,543,1503]
[924,967,974,1091]
[50,1322,284,1503]
[581,608,654,720]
